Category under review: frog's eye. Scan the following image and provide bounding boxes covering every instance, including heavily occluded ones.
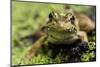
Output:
[70,16,75,24]
[49,12,53,19]
[65,13,75,24]
[49,11,60,20]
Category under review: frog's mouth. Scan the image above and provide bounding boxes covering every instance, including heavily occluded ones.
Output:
[47,31,80,45]
[47,25,77,38]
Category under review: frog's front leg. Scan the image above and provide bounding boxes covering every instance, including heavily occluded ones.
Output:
[24,35,47,62]
[77,31,88,42]
[76,31,89,51]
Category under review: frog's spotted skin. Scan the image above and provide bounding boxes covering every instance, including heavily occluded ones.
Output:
[23,11,95,62]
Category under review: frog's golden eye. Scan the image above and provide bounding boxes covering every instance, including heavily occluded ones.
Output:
[65,13,75,24]
[49,11,60,20]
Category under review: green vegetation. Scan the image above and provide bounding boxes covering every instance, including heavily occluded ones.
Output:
[12,1,96,66]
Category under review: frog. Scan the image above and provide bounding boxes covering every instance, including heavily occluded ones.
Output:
[22,10,95,62]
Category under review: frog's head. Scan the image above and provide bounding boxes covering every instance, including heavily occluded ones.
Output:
[46,11,80,44]
[47,11,78,33]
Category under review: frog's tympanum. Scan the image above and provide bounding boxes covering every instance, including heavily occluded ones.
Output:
[23,10,95,62]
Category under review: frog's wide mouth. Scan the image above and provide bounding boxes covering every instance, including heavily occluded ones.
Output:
[47,31,79,45]
[48,27,77,40]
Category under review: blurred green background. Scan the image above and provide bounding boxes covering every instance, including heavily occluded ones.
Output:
[12,1,96,66]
